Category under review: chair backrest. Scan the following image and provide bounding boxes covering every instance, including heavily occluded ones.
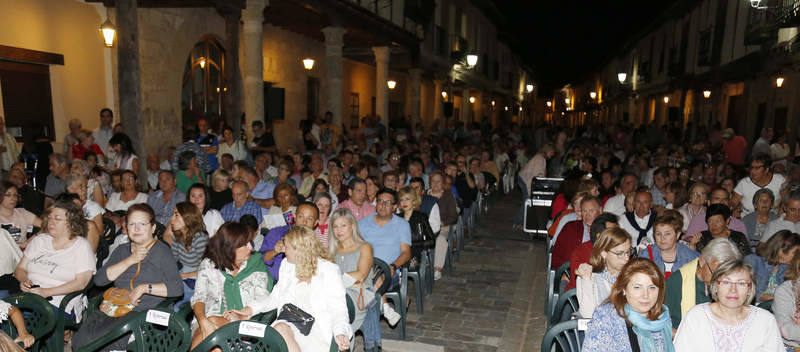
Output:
[346,294,355,324]
[1,293,56,352]
[129,309,192,352]
[96,218,117,268]
[541,319,586,352]
[549,288,579,326]
[757,299,773,312]
[554,261,571,294]
[372,258,393,296]
[190,320,288,352]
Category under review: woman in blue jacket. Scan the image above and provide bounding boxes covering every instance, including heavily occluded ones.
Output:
[639,210,699,280]
[744,229,800,302]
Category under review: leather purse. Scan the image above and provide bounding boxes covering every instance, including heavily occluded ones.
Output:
[99,240,156,318]
[276,303,315,336]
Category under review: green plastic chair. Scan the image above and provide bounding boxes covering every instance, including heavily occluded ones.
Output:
[38,282,94,352]
[541,319,585,352]
[375,258,408,340]
[757,299,773,312]
[75,308,191,352]
[1,293,57,352]
[546,261,571,321]
[549,288,579,327]
[191,320,288,352]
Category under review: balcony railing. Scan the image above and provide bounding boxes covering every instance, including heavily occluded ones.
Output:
[348,0,431,38]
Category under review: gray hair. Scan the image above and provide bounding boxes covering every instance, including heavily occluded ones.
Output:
[752,188,775,208]
[71,159,90,176]
[327,208,366,256]
[785,189,800,205]
[50,153,69,166]
[64,174,88,190]
[701,238,742,264]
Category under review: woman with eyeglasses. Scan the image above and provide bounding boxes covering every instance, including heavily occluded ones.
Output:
[673,259,783,351]
[743,188,779,250]
[639,210,699,280]
[72,204,183,351]
[678,183,709,232]
[13,201,94,317]
[0,181,41,249]
[576,227,632,318]
[692,204,752,256]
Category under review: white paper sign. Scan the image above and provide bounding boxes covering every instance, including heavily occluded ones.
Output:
[577,318,589,331]
[261,214,287,230]
[146,310,171,326]
[239,321,267,338]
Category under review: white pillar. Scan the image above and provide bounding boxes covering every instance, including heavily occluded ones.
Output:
[372,46,390,128]
[409,68,422,127]
[322,26,346,127]
[462,88,471,123]
[242,0,267,139]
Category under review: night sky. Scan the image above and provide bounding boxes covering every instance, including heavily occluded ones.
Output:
[495,0,678,96]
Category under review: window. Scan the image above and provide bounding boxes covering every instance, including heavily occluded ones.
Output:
[0,61,55,141]
[181,37,224,134]
[307,77,320,120]
[350,93,360,129]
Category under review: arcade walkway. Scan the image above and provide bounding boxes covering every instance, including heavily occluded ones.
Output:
[363,191,549,352]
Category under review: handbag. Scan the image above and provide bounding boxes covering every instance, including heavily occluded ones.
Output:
[99,239,156,318]
[276,303,315,336]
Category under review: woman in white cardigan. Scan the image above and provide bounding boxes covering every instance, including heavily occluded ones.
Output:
[237,226,351,352]
[575,227,632,318]
[674,259,783,351]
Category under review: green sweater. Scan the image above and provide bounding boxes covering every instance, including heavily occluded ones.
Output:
[664,270,712,328]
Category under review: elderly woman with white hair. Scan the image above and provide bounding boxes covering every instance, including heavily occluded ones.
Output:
[70,159,105,207]
[664,238,743,330]
[674,259,783,351]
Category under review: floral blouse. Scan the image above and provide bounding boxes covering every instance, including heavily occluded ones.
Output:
[190,256,272,318]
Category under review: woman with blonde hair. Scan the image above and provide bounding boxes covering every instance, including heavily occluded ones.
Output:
[576,227,633,318]
[328,208,374,332]
[397,186,434,270]
[236,226,351,352]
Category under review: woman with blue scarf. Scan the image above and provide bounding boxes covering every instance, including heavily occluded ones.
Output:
[674,259,784,351]
[583,258,675,352]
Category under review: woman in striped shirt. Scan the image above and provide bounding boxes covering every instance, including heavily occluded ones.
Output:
[163,201,209,307]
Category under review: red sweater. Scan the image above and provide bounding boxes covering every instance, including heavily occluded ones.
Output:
[551,220,586,270]
[564,241,593,291]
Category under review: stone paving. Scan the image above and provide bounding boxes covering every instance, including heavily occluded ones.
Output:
[354,191,550,352]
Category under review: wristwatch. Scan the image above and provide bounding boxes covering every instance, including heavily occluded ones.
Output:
[148,284,153,294]
[389,264,397,271]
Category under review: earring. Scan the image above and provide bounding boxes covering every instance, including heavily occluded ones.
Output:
[622,291,626,296]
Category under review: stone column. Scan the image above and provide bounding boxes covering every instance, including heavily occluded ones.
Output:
[223,9,243,138]
[372,46,390,127]
[409,68,422,127]
[461,88,471,123]
[322,27,346,127]
[116,0,142,155]
[242,0,267,140]
[433,79,442,126]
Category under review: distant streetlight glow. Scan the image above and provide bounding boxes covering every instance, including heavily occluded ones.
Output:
[617,73,627,83]
[504,106,508,111]
[469,96,476,104]
[663,96,670,104]
[526,84,534,93]
[519,106,523,112]
[565,98,571,105]
[466,54,478,67]
[777,77,785,88]
[302,58,315,70]
[198,57,206,69]
[546,101,552,107]
[590,91,597,99]
[387,80,397,89]
[703,90,711,99]
[100,19,116,47]
[441,91,447,100]
[491,100,496,107]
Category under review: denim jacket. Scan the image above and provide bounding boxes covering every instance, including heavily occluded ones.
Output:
[639,243,700,275]
[744,254,788,301]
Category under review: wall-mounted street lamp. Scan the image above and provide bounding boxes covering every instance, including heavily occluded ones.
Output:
[590,92,597,99]
[519,106,523,112]
[504,106,508,111]
[546,101,552,107]
[526,84,534,93]
[100,18,116,47]
[491,100,496,107]
[565,98,571,105]
[441,91,448,100]
[776,76,785,88]
[469,96,476,104]
[198,57,206,69]
[302,58,315,70]
[466,54,478,67]
[703,90,711,99]
[663,96,670,104]
[617,73,627,84]
[387,80,397,90]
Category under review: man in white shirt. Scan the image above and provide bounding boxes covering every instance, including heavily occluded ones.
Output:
[761,190,800,243]
[93,108,114,156]
[732,154,785,216]
[751,127,773,159]
[619,190,655,249]
[604,173,638,217]
[0,116,21,177]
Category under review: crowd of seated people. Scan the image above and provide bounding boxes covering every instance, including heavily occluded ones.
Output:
[540,123,800,351]
[0,109,503,351]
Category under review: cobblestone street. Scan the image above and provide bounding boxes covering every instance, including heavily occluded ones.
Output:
[364,191,549,352]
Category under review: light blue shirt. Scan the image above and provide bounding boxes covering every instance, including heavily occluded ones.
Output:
[251,180,275,200]
[358,213,412,264]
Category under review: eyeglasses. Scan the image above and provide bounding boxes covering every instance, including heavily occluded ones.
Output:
[607,248,634,259]
[376,199,394,206]
[127,222,152,229]
[717,280,751,289]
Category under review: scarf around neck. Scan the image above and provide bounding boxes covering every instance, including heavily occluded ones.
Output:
[625,211,655,245]
[624,304,674,352]
[221,254,269,312]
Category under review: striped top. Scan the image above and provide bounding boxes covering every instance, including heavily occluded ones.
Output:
[171,231,209,272]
